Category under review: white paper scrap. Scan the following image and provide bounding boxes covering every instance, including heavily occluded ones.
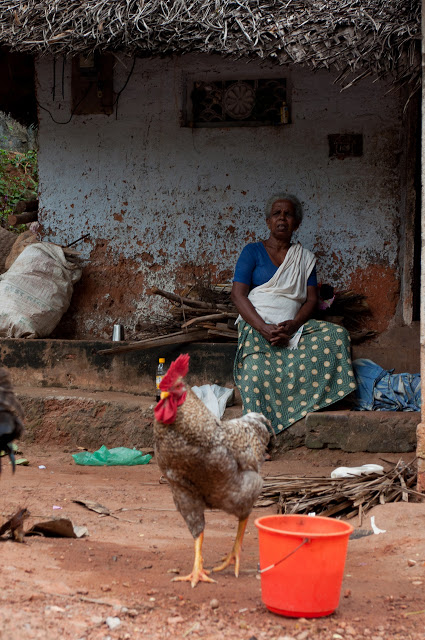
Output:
[370,515,386,534]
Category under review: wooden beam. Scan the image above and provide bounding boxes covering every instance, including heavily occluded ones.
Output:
[97,329,209,355]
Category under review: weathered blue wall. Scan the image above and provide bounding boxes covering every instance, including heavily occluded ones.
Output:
[36,54,404,338]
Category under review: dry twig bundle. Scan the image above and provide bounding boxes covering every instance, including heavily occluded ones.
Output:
[257,460,422,524]
[148,285,238,341]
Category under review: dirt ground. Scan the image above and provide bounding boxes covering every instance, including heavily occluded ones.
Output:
[1,444,424,640]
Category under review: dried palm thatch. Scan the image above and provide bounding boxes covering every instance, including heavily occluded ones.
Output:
[0,0,420,89]
[257,459,422,524]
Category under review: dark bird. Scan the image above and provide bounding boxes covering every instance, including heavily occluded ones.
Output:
[154,354,270,587]
[0,507,30,542]
[0,367,24,473]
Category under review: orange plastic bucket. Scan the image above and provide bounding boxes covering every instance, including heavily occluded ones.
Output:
[255,514,353,618]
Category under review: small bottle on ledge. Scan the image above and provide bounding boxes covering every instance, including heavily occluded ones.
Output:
[156,358,167,402]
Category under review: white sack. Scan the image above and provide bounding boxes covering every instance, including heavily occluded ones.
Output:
[191,384,234,419]
[0,242,82,338]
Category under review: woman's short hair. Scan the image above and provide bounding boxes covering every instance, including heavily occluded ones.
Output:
[265,194,303,224]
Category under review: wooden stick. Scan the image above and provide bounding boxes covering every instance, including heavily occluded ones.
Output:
[147,287,216,309]
[97,329,209,355]
[208,328,238,339]
[14,199,38,214]
[181,313,236,329]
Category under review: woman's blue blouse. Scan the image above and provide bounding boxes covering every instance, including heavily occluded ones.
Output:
[234,242,317,289]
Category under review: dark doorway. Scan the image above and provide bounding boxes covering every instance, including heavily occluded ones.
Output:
[0,48,37,127]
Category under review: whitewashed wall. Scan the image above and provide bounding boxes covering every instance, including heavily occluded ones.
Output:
[36,54,404,337]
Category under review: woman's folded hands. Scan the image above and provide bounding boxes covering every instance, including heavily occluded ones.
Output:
[259,320,300,346]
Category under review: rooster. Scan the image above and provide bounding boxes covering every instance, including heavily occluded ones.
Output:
[0,367,24,473]
[153,353,270,587]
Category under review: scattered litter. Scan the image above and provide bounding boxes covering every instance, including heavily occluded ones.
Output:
[26,517,88,538]
[404,608,425,617]
[105,616,121,630]
[370,516,386,535]
[45,605,65,614]
[210,598,219,609]
[38,465,46,469]
[331,464,384,478]
[183,621,201,637]
[72,445,152,466]
[52,505,62,510]
[73,499,111,515]
[15,458,29,466]
[191,384,234,419]
[73,499,138,523]
[167,615,184,625]
[407,559,417,566]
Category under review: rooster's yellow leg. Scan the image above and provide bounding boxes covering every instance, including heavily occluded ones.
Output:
[172,532,216,588]
[212,517,248,577]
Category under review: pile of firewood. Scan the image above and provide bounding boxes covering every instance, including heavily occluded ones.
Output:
[148,285,238,341]
[98,282,375,355]
[256,460,421,524]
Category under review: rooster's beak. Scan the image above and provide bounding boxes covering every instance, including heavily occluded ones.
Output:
[160,391,170,400]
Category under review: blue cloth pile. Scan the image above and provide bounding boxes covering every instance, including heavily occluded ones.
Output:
[352,358,421,412]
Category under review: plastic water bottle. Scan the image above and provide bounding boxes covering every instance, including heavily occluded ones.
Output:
[156,358,167,402]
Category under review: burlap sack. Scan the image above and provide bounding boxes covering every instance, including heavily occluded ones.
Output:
[0,242,82,338]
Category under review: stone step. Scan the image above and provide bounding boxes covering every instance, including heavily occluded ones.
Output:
[17,387,157,450]
[16,386,243,450]
[305,410,419,453]
[14,386,419,454]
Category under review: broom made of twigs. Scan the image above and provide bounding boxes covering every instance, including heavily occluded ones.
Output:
[257,460,422,526]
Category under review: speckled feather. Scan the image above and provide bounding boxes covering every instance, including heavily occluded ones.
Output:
[154,388,270,539]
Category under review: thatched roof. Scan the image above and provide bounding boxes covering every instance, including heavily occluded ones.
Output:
[0,0,420,88]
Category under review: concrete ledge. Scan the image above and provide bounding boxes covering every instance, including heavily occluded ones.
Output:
[0,339,237,394]
[305,410,419,453]
[1,337,419,397]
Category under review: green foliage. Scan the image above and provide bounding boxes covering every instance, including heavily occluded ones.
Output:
[0,148,38,232]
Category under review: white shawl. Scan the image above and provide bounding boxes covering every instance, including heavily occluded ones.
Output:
[237,243,316,349]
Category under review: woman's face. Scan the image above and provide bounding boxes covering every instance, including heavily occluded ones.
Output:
[266,199,299,240]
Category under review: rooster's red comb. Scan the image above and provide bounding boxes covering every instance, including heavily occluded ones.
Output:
[159,353,190,391]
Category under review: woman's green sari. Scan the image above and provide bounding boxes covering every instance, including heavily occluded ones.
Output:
[234,319,356,434]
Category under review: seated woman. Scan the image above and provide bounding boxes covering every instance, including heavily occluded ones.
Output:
[231,194,356,435]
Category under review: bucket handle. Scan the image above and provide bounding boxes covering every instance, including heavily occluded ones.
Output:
[257,537,311,574]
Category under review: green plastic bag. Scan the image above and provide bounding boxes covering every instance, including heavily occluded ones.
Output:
[72,445,152,466]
